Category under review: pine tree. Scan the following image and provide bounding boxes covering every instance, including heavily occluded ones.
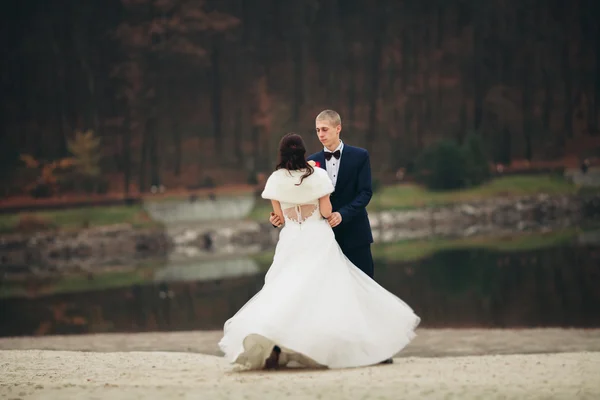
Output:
[68,130,102,178]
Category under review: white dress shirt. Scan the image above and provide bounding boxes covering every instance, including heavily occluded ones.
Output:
[324,140,344,188]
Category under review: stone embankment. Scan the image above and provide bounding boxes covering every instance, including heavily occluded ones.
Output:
[1,194,598,274]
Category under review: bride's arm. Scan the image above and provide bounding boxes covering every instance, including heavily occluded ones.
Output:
[319,195,332,219]
[271,200,285,224]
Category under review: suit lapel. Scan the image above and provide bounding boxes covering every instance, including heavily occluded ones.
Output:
[334,145,351,190]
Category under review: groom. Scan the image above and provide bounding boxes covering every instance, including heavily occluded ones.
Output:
[269,109,375,279]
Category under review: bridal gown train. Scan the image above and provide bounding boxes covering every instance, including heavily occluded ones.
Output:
[218,168,421,369]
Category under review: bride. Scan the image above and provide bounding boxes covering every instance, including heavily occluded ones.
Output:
[218,133,420,370]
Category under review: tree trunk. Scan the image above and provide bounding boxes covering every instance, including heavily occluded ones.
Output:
[500,125,512,164]
[122,122,132,195]
[561,8,573,139]
[347,51,357,129]
[73,2,99,136]
[139,127,148,193]
[404,102,414,156]
[50,29,69,158]
[401,29,411,92]
[173,119,182,176]
[594,15,600,129]
[251,125,262,172]
[423,15,436,137]
[211,43,223,156]
[326,0,343,104]
[147,116,160,187]
[541,69,554,133]
[365,2,386,151]
[234,105,244,168]
[231,2,248,169]
[390,108,402,169]
[459,97,468,142]
[472,2,485,131]
[436,1,444,49]
[292,38,306,125]
[521,8,534,161]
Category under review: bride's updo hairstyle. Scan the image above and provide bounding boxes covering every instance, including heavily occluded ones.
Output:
[276,133,314,185]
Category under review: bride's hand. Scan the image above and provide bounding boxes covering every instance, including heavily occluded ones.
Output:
[328,212,342,228]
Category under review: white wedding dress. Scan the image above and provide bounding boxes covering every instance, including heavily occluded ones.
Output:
[218,167,420,369]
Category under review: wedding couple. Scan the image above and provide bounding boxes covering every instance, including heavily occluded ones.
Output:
[218,110,420,370]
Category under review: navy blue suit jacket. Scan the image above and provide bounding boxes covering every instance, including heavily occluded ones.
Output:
[308,145,374,249]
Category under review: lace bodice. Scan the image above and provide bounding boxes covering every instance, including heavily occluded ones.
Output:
[280,200,321,224]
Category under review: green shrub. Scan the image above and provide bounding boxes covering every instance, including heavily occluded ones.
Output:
[416,140,468,190]
[415,135,491,191]
[247,171,258,185]
[372,178,383,195]
[463,133,491,186]
[30,182,54,198]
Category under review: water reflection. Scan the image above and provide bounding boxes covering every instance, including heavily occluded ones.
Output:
[1,233,599,337]
[377,244,600,327]
[153,258,260,283]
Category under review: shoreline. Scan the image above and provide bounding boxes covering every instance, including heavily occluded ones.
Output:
[2,328,600,358]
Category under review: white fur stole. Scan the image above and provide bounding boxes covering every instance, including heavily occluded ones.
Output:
[261,167,334,204]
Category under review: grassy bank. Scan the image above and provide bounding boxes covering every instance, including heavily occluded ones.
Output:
[0,205,159,234]
[375,174,578,209]
[0,174,590,233]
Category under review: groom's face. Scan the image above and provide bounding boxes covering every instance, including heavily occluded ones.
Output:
[315,119,341,149]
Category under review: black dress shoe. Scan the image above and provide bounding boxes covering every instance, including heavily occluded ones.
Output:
[379,358,393,364]
[265,345,282,369]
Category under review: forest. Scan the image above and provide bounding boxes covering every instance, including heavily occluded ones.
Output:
[1,0,600,195]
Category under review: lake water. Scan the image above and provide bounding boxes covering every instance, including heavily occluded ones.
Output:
[2,228,599,337]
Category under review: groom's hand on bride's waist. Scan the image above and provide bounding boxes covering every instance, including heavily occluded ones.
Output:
[270,212,283,228]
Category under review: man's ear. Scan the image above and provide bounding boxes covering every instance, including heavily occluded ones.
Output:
[337,124,342,134]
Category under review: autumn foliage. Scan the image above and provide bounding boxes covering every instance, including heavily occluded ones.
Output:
[1,0,600,197]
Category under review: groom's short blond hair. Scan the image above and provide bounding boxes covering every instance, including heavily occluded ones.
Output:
[316,109,342,127]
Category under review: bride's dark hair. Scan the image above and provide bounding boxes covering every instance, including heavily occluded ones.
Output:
[276,133,314,185]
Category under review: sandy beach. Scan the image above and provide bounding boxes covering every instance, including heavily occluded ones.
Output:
[1,350,598,399]
[1,329,599,399]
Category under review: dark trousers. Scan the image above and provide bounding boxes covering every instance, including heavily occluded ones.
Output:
[341,244,374,279]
